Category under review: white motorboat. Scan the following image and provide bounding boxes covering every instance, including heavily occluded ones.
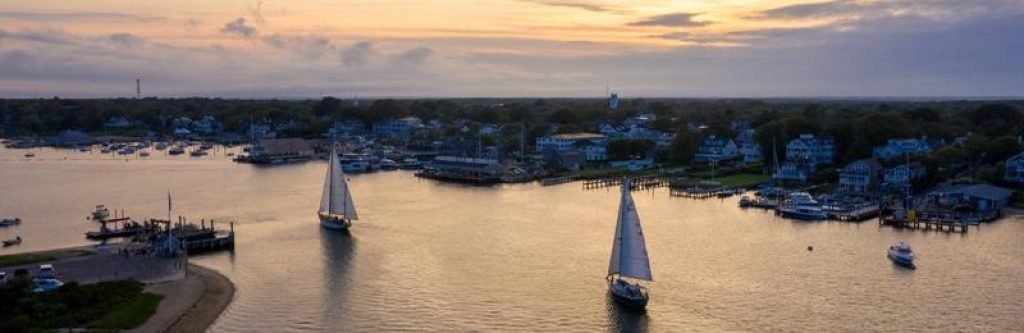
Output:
[777,192,827,220]
[888,241,916,269]
[379,158,400,170]
[0,218,21,227]
[400,157,423,170]
[319,144,358,231]
[606,179,653,309]
[339,153,369,173]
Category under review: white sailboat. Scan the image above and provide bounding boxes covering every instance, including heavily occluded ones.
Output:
[606,179,653,308]
[319,144,358,231]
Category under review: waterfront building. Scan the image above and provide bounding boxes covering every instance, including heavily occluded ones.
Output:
[693,134,738,163]
[735,129,763,164]
[785,134,835,167]
[773,161,810,183]
[1005,152,1024,183]
[373,117,424,142]
[873,136,936,159]
[884,163,927,187]
[536,133,605,153]
[922,184,1013,220]
[838,159,883,193]
[422,156,505,183]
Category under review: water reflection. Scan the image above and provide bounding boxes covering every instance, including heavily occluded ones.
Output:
[605,292,648,333]
[320,229,355,328]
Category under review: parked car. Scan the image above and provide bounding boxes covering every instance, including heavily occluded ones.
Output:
[0,271,6,284]
[36,264,56,280]
[32,279,64,293]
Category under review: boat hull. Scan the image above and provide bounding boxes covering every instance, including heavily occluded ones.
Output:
[778,209,827,221]
[319,214,352,231]
[888,253,916,269]
[609,279,649,309]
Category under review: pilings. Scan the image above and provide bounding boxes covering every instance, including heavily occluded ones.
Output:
[581,176,667,191]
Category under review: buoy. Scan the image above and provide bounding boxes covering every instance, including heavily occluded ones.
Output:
[807,246,814,251]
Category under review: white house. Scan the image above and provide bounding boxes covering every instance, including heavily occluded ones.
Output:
[735,129,762,164]
[839,159,883,193]
[536,133,605,153]
[873,136,934,159]
[884,163,927,187]
[1005,152,1024,183]
[773,161,810,183]
[192,116,222,135]
[786,134,835,167]
[693,134,739,163]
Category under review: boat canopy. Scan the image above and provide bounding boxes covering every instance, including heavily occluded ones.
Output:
[320,144,358,220]
[607,179,653,282]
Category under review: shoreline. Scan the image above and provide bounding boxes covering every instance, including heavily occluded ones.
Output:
[130,264,235,333]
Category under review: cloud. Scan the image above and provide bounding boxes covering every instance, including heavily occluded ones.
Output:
[262,34,333,58]
[0,11,165,22]
[752,0,854,19]
[107,33,144,47]
[184,18,201,31]
[388,47,434,67]
[220,17,257,37]
[339,41,377,67]
[520,0,614,13]
[0,28,78,46]
[628,12,711,27]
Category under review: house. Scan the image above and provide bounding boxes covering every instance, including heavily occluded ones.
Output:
[839,159,883,193]
[373,117,424,141]
[104,117,132,129]
[192,116,222,135]
[924,184,1013,219]
[773,161,810,183]
[325,120,368,139]
[693,134,738,163]
[735,129,762,164]
[785,134,834,167]
[1005,152,1024,183]
[542,149,586,170]
[872,136,934,159]
[884,163,927,187]
[245,123,276,140]
[579,141,608,161]
[536,133,605,153]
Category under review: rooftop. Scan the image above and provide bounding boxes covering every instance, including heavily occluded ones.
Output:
[549,133,604,140]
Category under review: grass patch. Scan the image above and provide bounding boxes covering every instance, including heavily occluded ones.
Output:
[90,292,164,330]
[0,253,57,268]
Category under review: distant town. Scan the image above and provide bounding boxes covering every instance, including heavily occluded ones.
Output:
[2,96,1023,215]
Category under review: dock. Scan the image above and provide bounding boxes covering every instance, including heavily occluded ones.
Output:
[828,204,881,222]
[878,216,970,233]
[582,176,667,191]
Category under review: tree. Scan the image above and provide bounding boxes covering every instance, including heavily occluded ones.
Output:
[668,129,697,165]
[983,136,1021,164]
[313,97,342,117]
[607,139,654,160]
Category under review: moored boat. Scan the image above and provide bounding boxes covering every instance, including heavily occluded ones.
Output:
[319,144,358,231]
[0,218,21,227]
[2,236,21,247]
[888,241,916,269]
[91,205,110,221]
[379,158,400,170]
[606,179,653,309]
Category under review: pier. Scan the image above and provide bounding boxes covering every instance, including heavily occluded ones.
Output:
[582,176,667,191]
[878,216,970,233]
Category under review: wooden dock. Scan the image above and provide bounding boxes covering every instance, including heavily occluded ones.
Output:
[540,176,578,186]
[829,205,881,222]
[582,176,667,191]
[879,216,970,233]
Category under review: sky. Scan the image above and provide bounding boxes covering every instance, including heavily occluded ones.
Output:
[0,0,1022,98]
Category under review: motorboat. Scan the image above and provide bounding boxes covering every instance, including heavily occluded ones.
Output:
[777,205,828,221]
[888,241,916,269]
[91,205,111,221]
[154,142,169,150]
[23,152,35,158]
[606,179,653,309]
[168,146,185,155]
[117,147,136,155]
[738,196,753,207]
[2,236,22,247]
[400,157,423,170]
[139,150,151,157]
[190,149,208,157]
[339,153,369,173]
[0,218,21,227]
[379,158,400,170]
[77,145,91,152]
[319,144,358,231]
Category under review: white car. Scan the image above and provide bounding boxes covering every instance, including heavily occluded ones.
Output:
[36,264,56,280]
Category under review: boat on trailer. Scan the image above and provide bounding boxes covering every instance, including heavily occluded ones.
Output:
[319,143,358,231]
[606,179,654,309]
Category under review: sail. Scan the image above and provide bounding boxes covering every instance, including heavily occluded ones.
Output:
[607,179,653,281]
[320,145,359,220]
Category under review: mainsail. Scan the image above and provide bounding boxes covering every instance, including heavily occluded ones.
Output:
[320,145,359,220]
[607,179,653,281]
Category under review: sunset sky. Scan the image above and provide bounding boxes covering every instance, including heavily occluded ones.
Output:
[1,0,1022,98]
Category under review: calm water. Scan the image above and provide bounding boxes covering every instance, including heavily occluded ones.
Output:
[2,147,1023,332]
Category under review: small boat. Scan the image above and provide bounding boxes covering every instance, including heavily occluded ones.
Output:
[154,142,168,150]
[190,149,208,157]
[319,144,358,231]
[339,154,369,173]
[0,218,21,227]
[2,236,22,247]
[23,152,35,158]
[606,179,653,309]
[888,241,916,269]
[168,146,185,155]
[379,158,400,170]
[738,196,753,207]
[399,157,423,170]
[117,147,136,155]
[91,205,110,221]
[199,143,214,150]
[139,150,151,157]
[77,145,91,152]
[778,205,828,221]
[717,190,734,198]
[101,147,113,154]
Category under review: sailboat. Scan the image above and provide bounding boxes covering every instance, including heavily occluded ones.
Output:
[319,144,358,231]
[606,179,653,308]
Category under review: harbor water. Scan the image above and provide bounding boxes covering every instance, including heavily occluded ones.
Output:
[1,147,1023,331]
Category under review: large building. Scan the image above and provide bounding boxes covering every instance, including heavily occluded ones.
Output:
[693,134,738,163]
[838,159,883,193]
[785,134,835,167]
[1005,152,1024,183]
[734,129,763,164]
